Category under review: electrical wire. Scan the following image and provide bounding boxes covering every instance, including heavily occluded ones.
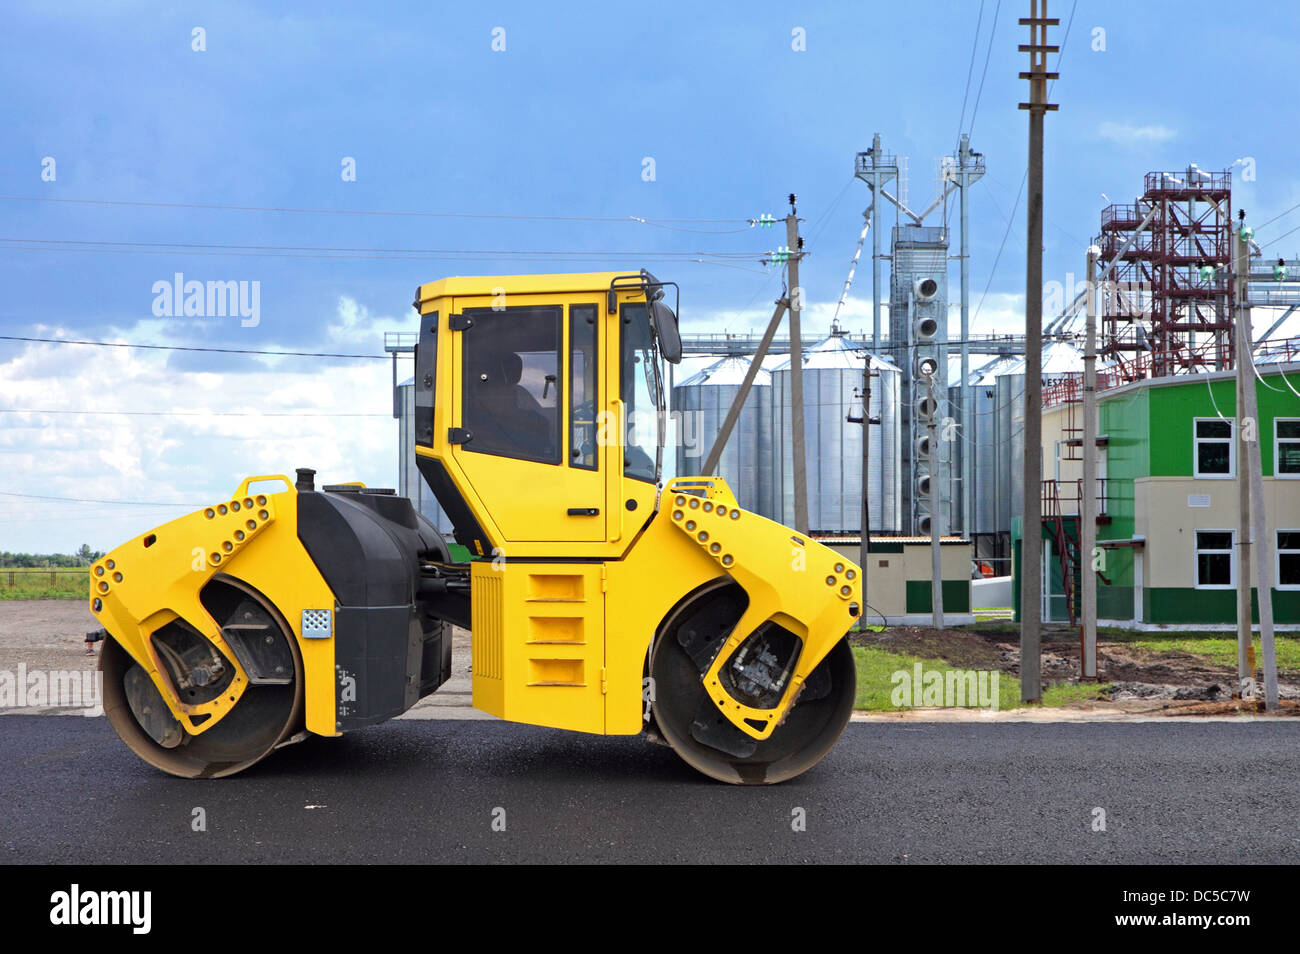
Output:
[0,236,759,260]
[0,407,390,418]
[0,334,391,360]
[0,193,750,226]
[955,0,987,141]
[0,490,198,507]
[965,0,1003,140]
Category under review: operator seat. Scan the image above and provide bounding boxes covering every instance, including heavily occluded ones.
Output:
[468,351,556,460]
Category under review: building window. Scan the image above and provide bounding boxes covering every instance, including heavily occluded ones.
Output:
[1194,418,1234,478]
[1194,530,1235,589]
[1279,531,1300,590]
[1276,419,1300,478]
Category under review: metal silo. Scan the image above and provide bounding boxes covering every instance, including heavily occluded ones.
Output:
[989,342,1085,535]
[993,367,1026,535]
[673,355,776,519]
[967,355,1019,536]
[771,331,901,534]
[396,377,453,533]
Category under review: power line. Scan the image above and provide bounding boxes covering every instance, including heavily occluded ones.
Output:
[1252,199,1300,233]
[0,407,389,418]
[0,194,750,226]
[956,0,987,139]
[972,0,1077,326]
[966,0,1003,139]
[0,236,758,260]
[0,334,391,360]
[0,490,197,507]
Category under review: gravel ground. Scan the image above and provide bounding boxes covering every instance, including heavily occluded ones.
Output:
[0,600,480,717]
[0,600,99,676]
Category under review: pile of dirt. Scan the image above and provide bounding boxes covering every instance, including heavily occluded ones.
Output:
[852,623,1300,716]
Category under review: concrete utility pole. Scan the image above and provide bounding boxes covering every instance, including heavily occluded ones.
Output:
[925,369,945,627]
[1235,219,1280,710]
[1234,255,1254,693]
[1081,245,1099,679]
[856,355,874,621]
[954,134,984,539]
[701,298,788,475]
[1018,0,1058,702]
[786,194,810,535]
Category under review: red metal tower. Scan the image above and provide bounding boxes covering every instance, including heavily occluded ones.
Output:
[1098,167,1233,380]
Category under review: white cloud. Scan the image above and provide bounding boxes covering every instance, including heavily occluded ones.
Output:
[0,297,401,554]
[1097,121,1177,145]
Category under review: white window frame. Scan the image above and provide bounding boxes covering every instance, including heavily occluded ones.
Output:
[1193,417,1235,479]
[1275,417,1300,480]
[1278,529,1300,591]
[1194,528,1236,590]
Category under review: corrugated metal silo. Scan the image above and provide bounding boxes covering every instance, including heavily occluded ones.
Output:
[771,332,902,534]
[673,355,776,519]
[396,378,453,533]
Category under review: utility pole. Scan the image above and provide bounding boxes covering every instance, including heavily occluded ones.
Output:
[701,299,787,476]
[1018,0,1058,703]
[1235,217,1279,710]
[850,355,875,625]
[1233,254,1254,695]
[786,194,810,535]
[925,368,944,627]
[954,134,985,540]
[1081,245,1099,679]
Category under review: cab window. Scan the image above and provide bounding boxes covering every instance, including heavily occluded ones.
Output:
[620,302,659,482]
[461,306,561,464]
[569,304,598,470]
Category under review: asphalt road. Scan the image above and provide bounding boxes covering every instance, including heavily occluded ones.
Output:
[3,716,1298,864]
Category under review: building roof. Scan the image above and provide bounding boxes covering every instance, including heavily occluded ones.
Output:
[769,333,900,373]
[675,354,771,388]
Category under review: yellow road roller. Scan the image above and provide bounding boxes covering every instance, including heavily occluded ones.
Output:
[92,270,861,783]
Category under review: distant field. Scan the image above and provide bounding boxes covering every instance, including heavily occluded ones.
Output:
[0,569,88,601]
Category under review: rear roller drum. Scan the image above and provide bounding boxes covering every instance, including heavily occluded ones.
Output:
[100,576,304,779]
[651,580,856,785]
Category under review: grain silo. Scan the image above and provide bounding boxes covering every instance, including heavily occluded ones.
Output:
[395,377,453,533]
[771,330,901,534]
[673,355,776,518]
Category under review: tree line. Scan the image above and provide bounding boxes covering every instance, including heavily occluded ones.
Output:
[0,544,104,568]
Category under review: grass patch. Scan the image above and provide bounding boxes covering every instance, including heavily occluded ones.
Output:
[0,569,88,601]
[852,645,1109,711]
[1110,632,1300,670]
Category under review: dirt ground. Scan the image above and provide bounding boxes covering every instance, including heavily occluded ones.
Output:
[0,599,99,675]
[852,625,1300,716]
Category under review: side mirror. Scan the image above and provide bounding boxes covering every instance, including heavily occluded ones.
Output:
[651,299,682,364]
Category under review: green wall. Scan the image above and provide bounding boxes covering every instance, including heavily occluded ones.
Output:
[1146,374,1300,477]
[905,580,971,614]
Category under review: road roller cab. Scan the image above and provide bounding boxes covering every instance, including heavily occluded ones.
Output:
[93,270,862,784]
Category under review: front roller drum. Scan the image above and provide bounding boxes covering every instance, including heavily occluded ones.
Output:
[100,576,304,779]
[651,581,856,784]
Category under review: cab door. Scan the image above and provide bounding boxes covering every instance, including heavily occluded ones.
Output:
[450,296,608,544]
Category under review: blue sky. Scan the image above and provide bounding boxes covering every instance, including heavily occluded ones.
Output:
[3,0,1299,552]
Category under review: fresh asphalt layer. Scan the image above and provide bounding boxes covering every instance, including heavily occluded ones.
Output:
[2,716,1297,864]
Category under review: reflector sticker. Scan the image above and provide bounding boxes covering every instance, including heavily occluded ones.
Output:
[301,609,332,639]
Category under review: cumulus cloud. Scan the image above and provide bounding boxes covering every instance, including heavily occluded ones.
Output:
[0,297,401,553]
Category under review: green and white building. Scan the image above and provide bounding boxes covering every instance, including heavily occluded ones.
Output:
[1013,360,1300,627]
